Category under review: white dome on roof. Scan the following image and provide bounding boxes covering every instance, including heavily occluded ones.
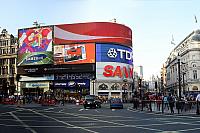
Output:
[192,34,200,41]
[192,30,200,41]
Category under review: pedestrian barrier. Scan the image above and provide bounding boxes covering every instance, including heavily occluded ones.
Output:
[1,98,16,105]
[133,99,200,115]
[41,99,56,106]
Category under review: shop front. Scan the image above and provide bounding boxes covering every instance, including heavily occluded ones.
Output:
[21,82,49,96]
[54,79,90,100]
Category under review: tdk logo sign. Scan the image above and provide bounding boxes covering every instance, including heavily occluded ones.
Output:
[107,48,132,60]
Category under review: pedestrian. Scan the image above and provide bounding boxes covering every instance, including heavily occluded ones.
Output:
[163,95,169,110]
[168,94,175,114]
[196,93,200,101]
[156,96,162,111]
[196,93,200,114]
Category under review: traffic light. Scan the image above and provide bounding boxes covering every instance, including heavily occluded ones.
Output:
[155,81,157,89]
[138,78,142,88]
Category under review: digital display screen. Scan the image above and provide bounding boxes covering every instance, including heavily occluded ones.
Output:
[18,27,53,66]
[54,43,95,64]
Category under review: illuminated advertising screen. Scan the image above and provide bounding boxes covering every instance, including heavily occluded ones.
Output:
[96,44,133,65]
[54,43,95,64]
[54,22,132,47]
[18,27,53,66]
[96,62,133,82]
[19,75,54,82]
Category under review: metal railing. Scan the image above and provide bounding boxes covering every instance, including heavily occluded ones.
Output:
[132,99,200,115]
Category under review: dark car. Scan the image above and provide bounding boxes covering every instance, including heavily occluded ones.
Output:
[83,95,101,109]
[110,98,123,109]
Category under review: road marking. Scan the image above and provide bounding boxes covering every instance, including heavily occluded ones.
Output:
[0,109,23,115]
[58,111,163,132]
[43,107,54,111]
[178,127,200,132]
[9,112,37,133]
[59,109,64,112]
[26,108,99,133]
[95,109,100,113]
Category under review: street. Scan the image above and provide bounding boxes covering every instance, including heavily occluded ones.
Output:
[0,103,200,133]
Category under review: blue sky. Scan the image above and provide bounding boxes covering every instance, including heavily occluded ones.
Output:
[0,0,199,80]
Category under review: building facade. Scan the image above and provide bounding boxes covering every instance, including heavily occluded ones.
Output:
[0,29,18,95]
[165,29,200,96]
[17,22,133,100]
[160,64,167,94]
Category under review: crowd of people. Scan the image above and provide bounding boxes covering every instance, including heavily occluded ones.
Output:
[132,92,200,114]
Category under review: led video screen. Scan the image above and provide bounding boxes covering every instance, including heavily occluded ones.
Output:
[18,27,53,66]
[54,43,95,64]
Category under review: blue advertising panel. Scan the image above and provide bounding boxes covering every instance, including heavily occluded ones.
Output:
[96,44,133,64]
[55,73,94,80]
[54,80,90,88]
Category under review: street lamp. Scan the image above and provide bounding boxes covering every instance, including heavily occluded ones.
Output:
[177,55,182,101]
[182,72,186,95]
[92,80,95,95]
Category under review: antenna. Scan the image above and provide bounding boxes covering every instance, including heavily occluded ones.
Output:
[171,34,176,45]
[110,18,117,23]
[33,21,45,27]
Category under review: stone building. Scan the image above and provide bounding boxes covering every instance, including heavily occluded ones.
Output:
[165,29,200,96]
[0,29,18,95]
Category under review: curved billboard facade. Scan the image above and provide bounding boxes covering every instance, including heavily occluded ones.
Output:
[54,22,132,47]
[17,22,133,99]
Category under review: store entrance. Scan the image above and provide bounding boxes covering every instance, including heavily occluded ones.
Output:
[22,87,44,97]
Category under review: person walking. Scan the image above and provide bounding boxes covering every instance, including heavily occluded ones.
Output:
[163,95,169,110]
[168,93,175,114]
[196,93,200,114]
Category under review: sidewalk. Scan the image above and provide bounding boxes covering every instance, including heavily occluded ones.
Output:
[131,103,200,116]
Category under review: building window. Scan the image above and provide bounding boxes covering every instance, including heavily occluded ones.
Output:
[10,58,15,64]
[11,48,15,54]
[193,64,196,67]
[98,83,108,90]
[111,83,120,90]
[10,66,15,75]
[193,70,197,79]
[192,55,195,60]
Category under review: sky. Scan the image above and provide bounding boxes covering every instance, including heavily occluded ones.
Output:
[0,0,199,80]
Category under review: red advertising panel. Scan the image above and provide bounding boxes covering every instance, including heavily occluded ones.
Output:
[54,43,95,65]
[18,27,53,66]
[96,62,133,82]
[54,22,132,47]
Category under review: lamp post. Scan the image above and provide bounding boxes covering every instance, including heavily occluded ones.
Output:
[178,57,182,101]
[182,72,186,95]
[92,80,95,95]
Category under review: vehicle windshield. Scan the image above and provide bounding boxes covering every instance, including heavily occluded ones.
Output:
[85,95,95,100]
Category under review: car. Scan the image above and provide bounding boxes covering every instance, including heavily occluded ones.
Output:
[110,98,123,109]
[83,95,101,109]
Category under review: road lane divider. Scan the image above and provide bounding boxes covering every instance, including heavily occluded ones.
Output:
[9,112,37,133]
